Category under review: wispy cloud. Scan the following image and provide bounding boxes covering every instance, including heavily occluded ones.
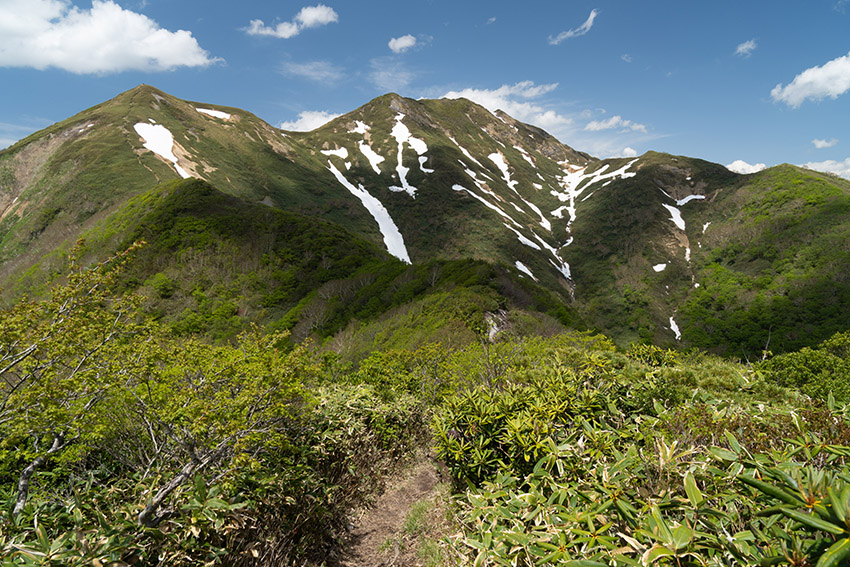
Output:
[621,54,633,63]
[279,110,340,131]
[549,9,598,45]
[486,16,497,25]
[813,138,839,149]
[771,52,850,107]
[803,157,850,179]
[726,160,767,174]
[585,115,647,133]
[281,60,344,83]
[735,39,757,57]
[370,58,415,91]
[245,4,338,39]
[0,0,219,74]
[442,81,570,130]
[388,34,417,54]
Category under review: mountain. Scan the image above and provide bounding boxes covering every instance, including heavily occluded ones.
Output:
[2,85,850,355]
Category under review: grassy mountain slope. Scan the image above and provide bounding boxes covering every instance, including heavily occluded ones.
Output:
[4,86,850,355]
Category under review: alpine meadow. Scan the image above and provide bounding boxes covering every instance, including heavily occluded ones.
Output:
[3,4,850,564]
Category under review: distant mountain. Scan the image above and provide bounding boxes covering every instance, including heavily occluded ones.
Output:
[2,85,850,354]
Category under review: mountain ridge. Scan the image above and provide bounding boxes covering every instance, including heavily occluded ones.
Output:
[3,85,850,355]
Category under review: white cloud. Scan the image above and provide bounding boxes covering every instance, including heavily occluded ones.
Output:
[621,53,632,63]
[812,138,839,149]
[370,57,414,91]
[0,0,219,73]
[442,81,571,130]
[735,39,757,57]
[806,158,850,179]
[549,9,598,45]
[245,4,338,39]
[486,16,496,24]
[388,34,416,54]
[771,52,850,107]
[585,115,647,133]
[279,110,340,131]
[621,147,637,158]
[281,60,343,83]
[803,158,850,179]
[726,159,767,174]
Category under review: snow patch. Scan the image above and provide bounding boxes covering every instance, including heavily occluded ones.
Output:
[350,121,370,134]
[702,222,711,233]
[504,224,542,250]
[515,261,538,281]
[669,316,682,340]
[513,145,536,167]
[196,108,231,120]
[388,113,430,197]
[653,263,667,272]
[676,194,705,206]
[327,162,410,263]
[358,142,385,174]
[452,184,520,226]
[449,136,485,168]
[321,147,349,159]
[685,248,691,263]
[133,122,191,179]
[661,203,686,231]
[489,151,519,193]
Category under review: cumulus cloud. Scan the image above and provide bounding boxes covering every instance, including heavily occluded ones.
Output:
[0,0,219,73]
[281,60,343,83]
[279,110,340,131]
[735,39,757,57]
[803,157,850,179]
[245,4,338,39]
[442,81,571,130]
[585,115,647,133]
[771,52,850,107]
[726,160,767,174]
[388,34,416,54]
[621,147,638,158]
[812,138,839,149]
[549,9,598,45]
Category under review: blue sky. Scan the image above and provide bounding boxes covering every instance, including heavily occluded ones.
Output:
[2,0,850,177]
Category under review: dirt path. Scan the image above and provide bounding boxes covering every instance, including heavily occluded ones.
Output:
[333,456,443,567]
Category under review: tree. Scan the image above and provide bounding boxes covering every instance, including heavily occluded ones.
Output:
[0,242,145,515]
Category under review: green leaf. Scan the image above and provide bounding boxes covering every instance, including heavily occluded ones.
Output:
[708,447,739,461]
[642,544,675,564]
[737,475,801,506]
[724,431,742,454]
[781,508,845,535]
[817,537,850,567]
[684,472,703,507]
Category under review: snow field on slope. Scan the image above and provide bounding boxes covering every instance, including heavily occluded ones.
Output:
[669,316,682,340]
[452,184,521,228]
[515,261,538,281]
[358,142,385,174]
[388,114,431,197]
[321,147,349,159]
[133,122,191,179]
[662,204,686,231]
[196,108,231,120]
[350,121,370,134]
[489,152,519,193]
[327,162,411,263]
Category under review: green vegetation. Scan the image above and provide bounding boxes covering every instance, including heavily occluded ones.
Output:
[4,243,850,566]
